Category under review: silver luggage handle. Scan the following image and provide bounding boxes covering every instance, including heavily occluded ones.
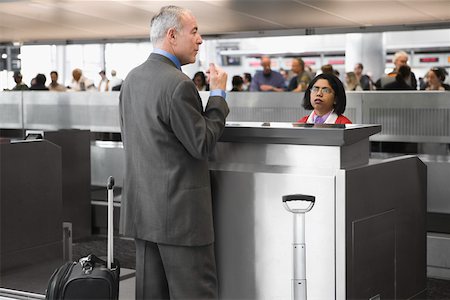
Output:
[107,176,115,270]
[107,176,115,190]
[282,194,315,214]
[282,194,315,300]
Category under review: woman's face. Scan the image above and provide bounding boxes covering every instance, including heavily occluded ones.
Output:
[427,70,441,86]
[309,79,335,116]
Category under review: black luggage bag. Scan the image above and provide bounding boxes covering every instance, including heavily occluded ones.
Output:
[46,176,120,299]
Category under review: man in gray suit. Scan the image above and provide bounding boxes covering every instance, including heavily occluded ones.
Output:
[119,5,229,300]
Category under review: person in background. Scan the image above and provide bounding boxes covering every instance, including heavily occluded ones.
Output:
[119,5,229,299]
[353,63,372,90]
[250,56,285,92]
[11,71,29,90]
[98,70,109,92]
[376,51,417,90]
[242,72,252,91]
[192,71,208,91]
[287,57,311,92]
[69,68,95,91]
[230,75,244,92]
[334,69,340,77]
[298,73,352,124]
[305,65,316,78]
[279,68,290,88]
[345,72,362,91]
[381,65,416,90]
[30,73,49,90]
[205,70,211,91]
[109,70,123,91]
[321,64,335,75]
[419,77,427,90]
[424,67,450,91]
[48,71,66,92]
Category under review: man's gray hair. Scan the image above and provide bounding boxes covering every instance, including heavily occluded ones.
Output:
[150,6,190,45]
[393,50,409,63]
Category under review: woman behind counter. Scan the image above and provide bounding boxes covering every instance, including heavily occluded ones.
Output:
[423,67,450,91]
[298,73,352,124]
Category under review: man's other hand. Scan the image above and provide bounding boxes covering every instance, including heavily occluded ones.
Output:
[208,63,227,91]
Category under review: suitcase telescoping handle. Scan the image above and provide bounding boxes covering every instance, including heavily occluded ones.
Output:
[107,176,115,270]
[282,194,315,300]
[282,194,315,214]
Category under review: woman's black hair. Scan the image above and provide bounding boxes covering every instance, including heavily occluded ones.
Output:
[232,75,244,87]
[192,71,206,87]
[302,73,347,116]
[35,73,47,85]
[430,67,447,82]
[243,72,252,82]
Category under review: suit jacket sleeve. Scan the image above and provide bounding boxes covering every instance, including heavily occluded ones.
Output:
[170,80,229,160]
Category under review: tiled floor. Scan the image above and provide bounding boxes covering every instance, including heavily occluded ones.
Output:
[0,270,135,300]
[120,273,136,300]
[0,261,135,299]
[2,235,450,299]
[0,234,136,299]
[2,268,450,299]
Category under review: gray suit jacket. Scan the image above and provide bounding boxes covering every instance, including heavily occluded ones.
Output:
[119,53,229,246]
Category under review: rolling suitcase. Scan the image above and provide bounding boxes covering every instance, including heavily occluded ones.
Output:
[282,194,315,300]
[46,176,120,300]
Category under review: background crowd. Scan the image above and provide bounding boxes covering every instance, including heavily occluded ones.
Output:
[6,50,449,93]
[192,51,449,93]
[8,69,123,92]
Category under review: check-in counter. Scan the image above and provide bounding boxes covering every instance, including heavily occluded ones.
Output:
[0,139,63,273]
[44,130,91,239]
[210,123,426,299]
[18,129,92,239]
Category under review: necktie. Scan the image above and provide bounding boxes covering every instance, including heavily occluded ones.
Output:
[315,115,325,124]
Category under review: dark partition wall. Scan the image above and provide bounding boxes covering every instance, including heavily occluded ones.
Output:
[345,157,427,299]
[45,130,91,239]
[0,140,62,273]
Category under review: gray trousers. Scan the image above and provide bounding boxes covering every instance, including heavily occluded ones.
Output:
[135,239,218,300]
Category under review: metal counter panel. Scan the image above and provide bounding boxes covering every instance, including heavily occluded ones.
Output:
[0,91,22,129]
[1,91,448,145]
[211,170,337,299]
[424,158,450,214]
[91,141,125,187]
[362,91,450,143]
[219,124,380,148]
[22,91,120,132]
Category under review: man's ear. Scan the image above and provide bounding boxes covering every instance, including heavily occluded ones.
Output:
[167,27,177,44]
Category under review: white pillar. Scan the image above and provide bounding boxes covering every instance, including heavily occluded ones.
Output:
[345,33,385,81]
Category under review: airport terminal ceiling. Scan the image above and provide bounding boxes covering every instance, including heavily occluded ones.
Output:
[0,0,450,44]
